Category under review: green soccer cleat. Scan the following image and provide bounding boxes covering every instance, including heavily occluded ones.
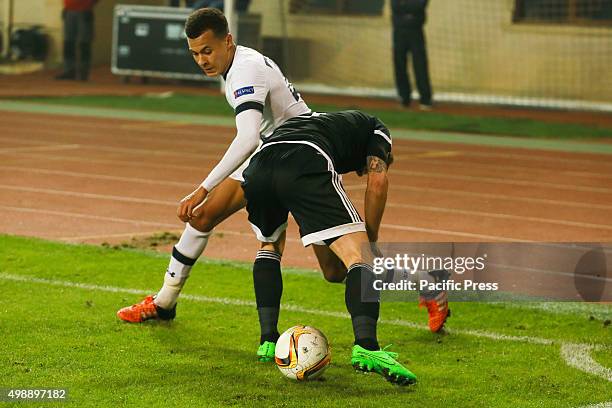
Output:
[351,344,417,386]
[257,341,276,362]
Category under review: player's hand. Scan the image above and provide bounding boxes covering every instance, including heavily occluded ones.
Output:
[177,186,208,222]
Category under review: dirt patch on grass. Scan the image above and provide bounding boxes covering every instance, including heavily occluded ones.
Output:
[102,231,181,251]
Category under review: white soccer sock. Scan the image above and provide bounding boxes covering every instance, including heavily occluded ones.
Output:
[155,273,187,310]
[154,223,211,309]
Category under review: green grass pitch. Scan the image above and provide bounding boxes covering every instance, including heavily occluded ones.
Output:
[0,235,610,407]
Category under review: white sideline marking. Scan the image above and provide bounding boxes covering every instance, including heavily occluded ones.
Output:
[578,403,612,408]
[506,302,612,321]
[0,272,610,383]
[561,344,612,382]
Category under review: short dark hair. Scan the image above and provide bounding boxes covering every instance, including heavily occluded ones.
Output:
[185,8,229,39]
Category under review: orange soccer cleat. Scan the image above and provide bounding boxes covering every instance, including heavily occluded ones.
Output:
[116,295,176,323]
[419,291,450,333]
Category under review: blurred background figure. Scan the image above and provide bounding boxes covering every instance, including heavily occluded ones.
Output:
[56,0,98,81]
[191,0,224,10]
[391,0,432,110]
[190,0,251,12]
[168,0,250,12]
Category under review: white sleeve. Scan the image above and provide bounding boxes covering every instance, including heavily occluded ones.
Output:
[227,64,268,112]
[200,109,262,192]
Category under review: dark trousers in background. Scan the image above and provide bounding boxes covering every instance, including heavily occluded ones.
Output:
[392,25,432,106]
[61,9,94,80]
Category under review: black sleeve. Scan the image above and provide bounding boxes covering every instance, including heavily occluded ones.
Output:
[366,117,393,165]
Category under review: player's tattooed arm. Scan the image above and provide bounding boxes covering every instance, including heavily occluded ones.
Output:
[367,156,388,173]
[364,156,389,243]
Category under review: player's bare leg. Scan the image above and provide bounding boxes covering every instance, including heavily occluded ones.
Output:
[117,178,246,323]
[312,245,347,283]
[187,178,247,232]
[328,232,373,270]
[254,233,286,361]
[328,231,416,385]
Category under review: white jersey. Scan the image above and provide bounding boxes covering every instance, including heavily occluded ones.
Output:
[201,45,310,191]
[224,45,310,139]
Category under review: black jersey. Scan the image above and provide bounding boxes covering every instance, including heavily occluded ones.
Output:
[262,110,392,174]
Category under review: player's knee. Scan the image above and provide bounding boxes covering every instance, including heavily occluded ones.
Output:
[323,273,346,283]
[322,262,347,283]
[188,213,215,233]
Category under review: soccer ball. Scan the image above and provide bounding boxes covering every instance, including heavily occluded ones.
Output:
[274,325,331,381]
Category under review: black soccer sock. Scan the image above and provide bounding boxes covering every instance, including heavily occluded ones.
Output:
[253,250,283,344]
[345,263,380,351]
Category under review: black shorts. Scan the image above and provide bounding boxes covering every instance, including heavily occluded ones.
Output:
[242,142,365,246]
